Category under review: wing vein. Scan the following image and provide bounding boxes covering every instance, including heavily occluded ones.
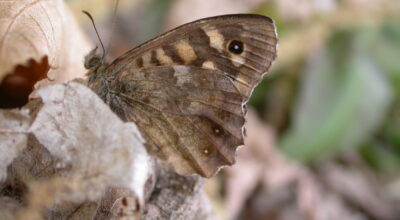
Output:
[123,95,207,176]
[209,52,263,78]
[175,105,235,165]
[122,78,240,95]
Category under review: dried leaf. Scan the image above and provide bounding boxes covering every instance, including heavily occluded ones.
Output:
[0,81,154,219]
[0,57,49,108]
[29,81,153,203]
[141,162,216,220]
[0,108,31,181]
[0,0,91,108]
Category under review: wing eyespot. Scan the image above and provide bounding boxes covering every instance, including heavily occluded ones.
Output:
[228,40,244,54]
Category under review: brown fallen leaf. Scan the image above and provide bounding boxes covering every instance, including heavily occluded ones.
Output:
[0,0,91,108]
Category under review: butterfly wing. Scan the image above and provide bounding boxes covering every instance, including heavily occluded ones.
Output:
[105,14,278,99]
[109,65,246,177]
[94,14,278,177]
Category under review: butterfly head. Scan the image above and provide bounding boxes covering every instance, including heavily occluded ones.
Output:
[82,10,107,73]
[85,47,109,96]
[85,46,109,88]
[84,47,103,70]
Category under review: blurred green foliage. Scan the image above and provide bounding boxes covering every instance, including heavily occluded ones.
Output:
[250,6,400,168]
[138,0,173,42]
[281,27,393,162]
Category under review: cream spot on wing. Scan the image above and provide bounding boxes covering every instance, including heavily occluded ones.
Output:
[173,65,189,75]
[174,40,197,64]
[142,51,152,66]
[203,26,224,52]
[230,55,246,67]
[187,101,202,113]
[156,48,173,65]
[173,66,192,86]
[202,61,216,70]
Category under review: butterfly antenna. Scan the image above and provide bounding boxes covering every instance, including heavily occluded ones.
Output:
[82,10,106,61]
[105,0,120,56]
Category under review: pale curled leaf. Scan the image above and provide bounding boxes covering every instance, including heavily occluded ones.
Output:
[0,0,91,83]
[29,81,154,204]
[0,108,31,181]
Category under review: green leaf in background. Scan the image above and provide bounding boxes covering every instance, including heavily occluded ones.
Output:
[371,20,400,159]
[137,0,173,42]
[372,20,400,93]
[360,141,400,174]
[280,29,394,163]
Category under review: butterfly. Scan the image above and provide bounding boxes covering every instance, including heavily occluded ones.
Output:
[86,14,278,178]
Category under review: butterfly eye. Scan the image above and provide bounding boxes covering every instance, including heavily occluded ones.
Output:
[86,56,102,70]
[228,40,244,54]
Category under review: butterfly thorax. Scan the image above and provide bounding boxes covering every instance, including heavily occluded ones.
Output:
[85,47,113,102]
[87,63,108,91]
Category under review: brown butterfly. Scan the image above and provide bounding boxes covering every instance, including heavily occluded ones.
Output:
[86,14,278,177]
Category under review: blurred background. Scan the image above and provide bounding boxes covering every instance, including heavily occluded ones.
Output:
[66,0,400,219]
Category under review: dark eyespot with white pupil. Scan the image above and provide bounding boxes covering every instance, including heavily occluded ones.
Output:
[228,40,244,54]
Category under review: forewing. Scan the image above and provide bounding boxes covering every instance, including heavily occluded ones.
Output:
[109,66,245,177]
[106,14,278,99]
